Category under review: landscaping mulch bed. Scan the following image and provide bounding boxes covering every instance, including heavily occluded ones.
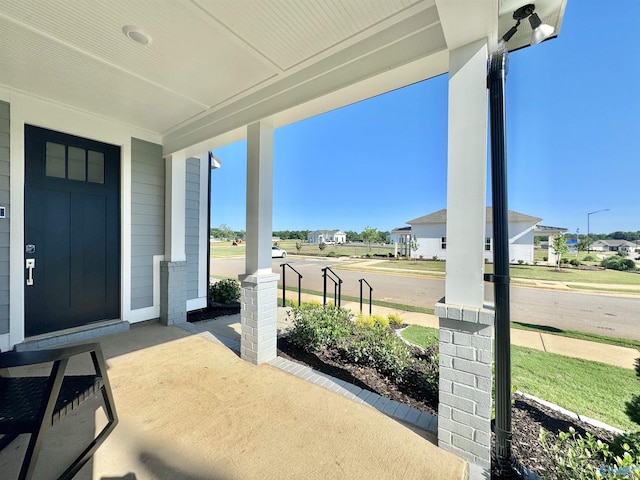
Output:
[187,310,620,479]
[276,334,618,480]
[187,303,240,322]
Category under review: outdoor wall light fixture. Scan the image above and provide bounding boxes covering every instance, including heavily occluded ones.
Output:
[502,3,554,45]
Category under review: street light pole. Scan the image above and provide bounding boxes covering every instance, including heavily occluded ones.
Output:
[587,209,610,253]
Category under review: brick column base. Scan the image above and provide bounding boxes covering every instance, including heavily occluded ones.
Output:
[239,273,279,364]
[160,261,187,326]
[435,302,494,471]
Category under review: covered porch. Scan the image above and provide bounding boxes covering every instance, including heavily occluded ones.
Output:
[0,0,567,474]
[0,319,467,479]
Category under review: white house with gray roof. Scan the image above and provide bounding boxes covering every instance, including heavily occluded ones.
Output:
[590,239,639,252]
[307,230,346,244]
[407,208,542,263]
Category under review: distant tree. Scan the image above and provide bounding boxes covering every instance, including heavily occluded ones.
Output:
[295,241,302,253]
[534,236,541,247]
[361,226,378,251]
[345,230,361,242]
[318,242,326,252]
[377,231,390,243]
[577,236,590,255]
[551,234,569,271]
[410,235,420,264]
[219,224,233,241]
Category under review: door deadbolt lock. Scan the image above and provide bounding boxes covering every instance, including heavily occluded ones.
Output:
[26,258,35,286]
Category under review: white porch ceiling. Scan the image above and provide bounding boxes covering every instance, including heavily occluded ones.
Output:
[0,0,566,154]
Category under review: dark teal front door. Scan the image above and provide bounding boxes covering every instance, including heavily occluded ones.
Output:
[24,125,120,337]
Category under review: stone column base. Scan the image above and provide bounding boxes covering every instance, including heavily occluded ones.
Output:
[435,302,494,471]
[160,261,187,326]
[239,273,279,364]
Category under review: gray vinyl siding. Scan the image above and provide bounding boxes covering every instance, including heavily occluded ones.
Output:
[0,101,8,334]
[131,138,164,310]
[185,157,200,301]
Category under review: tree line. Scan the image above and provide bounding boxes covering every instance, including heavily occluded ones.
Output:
[211,225,391,243]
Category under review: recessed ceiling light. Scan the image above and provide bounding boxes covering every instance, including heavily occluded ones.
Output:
[122,25,152,45]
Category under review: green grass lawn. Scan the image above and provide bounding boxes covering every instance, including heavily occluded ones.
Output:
[276,240,395,258]
[210,242,246,258]
[401,325,639,431]
[371,259,640,285]
[511,346,638,431]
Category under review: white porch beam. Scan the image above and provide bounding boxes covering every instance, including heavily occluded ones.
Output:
[437,38,493,472]
[160,152,188,326]
[245,120,274,275]
[239,120,279,365]
[164,153,187,262]
[444,39,490,307]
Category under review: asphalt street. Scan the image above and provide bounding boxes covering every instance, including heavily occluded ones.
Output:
[211,256,640,341]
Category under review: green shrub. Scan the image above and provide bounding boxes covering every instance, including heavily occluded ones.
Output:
[518,259,525,265]
[584,254,598,262]
[612,432,640,458]
[560,257,569,264]
[569,258,581,266]
[543,256,548,261]
[601,256,637,271]
[540,427,640,479]
[327,251,336,257]
[406,343,439,399]
[354,313,389,330]
[387,312,403,328]
[339,326,411,379]
[319,242,327,251]
[209,278,241,304]
[287,304,352,351]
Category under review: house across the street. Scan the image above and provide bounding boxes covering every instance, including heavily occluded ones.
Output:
[403,208,544,263]
[307,230,346,244]
[590,239,638,252]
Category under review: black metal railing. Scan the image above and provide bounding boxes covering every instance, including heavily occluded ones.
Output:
[280,263,303,307]
[321,266,342,306]
[358,278,373,314]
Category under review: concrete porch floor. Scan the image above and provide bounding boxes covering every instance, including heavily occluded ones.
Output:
[0,320,468,480]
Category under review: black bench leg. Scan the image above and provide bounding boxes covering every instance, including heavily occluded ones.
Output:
[57,351,119,480]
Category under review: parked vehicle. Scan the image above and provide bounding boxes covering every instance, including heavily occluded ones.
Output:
[271,246,287,258]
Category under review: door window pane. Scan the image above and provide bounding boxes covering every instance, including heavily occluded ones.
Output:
[87,150,104,184]
[45,142,66,178]
[68,146,86,181]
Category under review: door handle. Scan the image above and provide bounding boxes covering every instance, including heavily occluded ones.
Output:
[26,258,35,286]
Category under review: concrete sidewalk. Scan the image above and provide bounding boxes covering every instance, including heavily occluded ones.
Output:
[276,293,639,370]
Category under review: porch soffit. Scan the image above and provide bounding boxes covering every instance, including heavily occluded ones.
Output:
[0,0,566,154]
[0,1,440,134]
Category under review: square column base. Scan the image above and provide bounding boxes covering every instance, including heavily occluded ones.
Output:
[160,261,187,326]
[239,273,279,364]
[435,302,494,471]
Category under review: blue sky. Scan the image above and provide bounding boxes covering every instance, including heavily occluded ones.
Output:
[212,2,639,236]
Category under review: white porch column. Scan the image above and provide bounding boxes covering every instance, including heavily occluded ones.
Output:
[437,38,494,471]
[160,153,187,326]
[240,120,279,364]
